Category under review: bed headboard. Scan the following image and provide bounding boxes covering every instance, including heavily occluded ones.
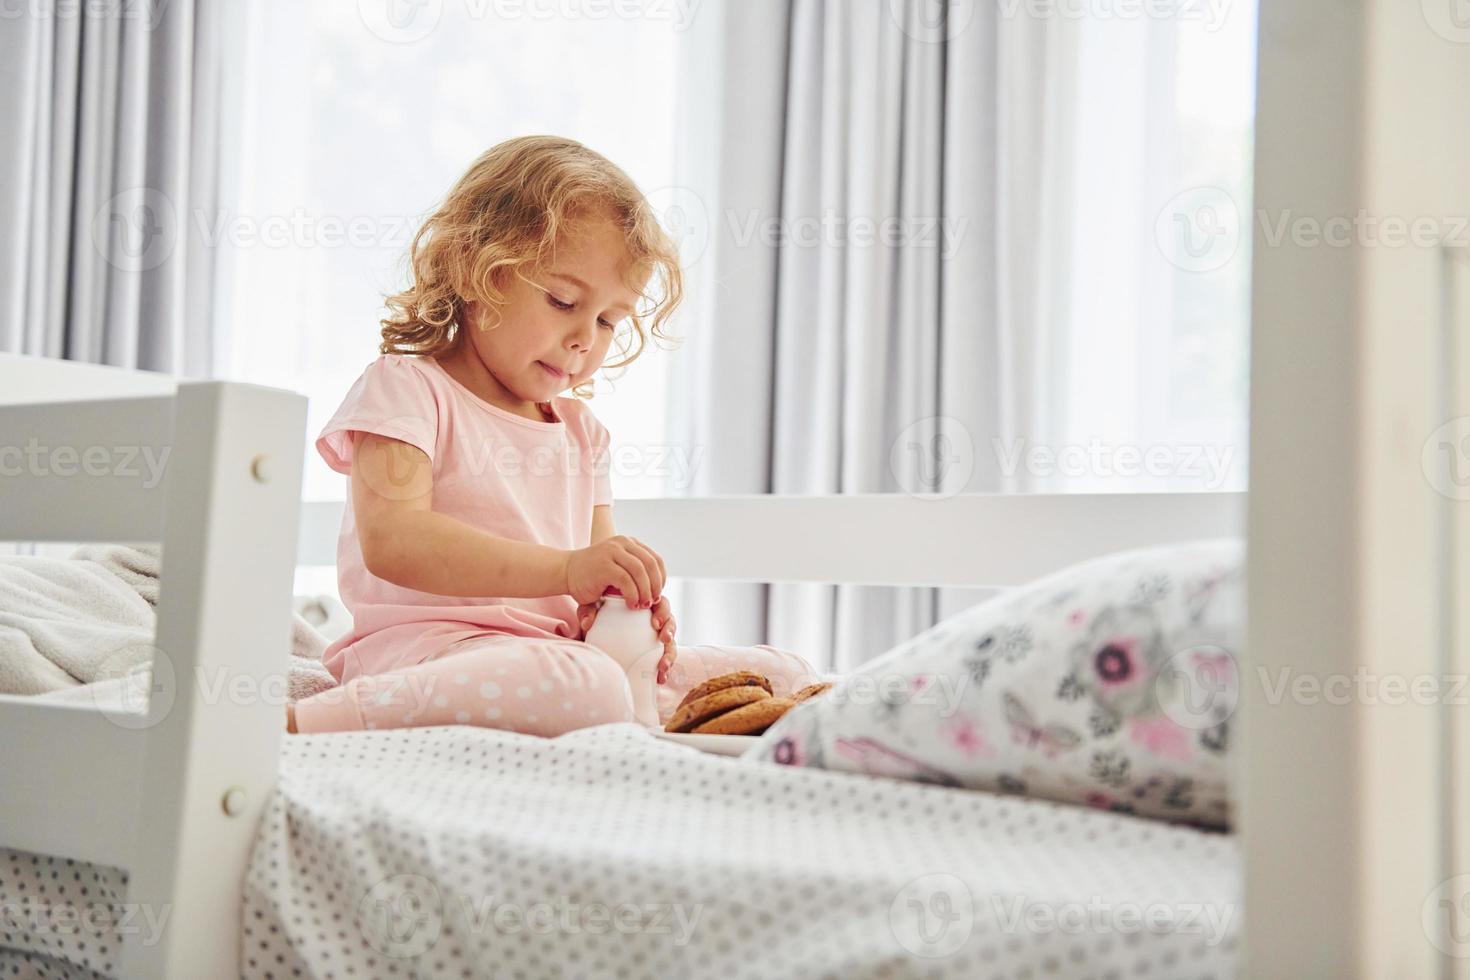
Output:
[300,491,1245,588]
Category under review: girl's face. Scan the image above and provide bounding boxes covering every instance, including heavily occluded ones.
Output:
[454,217,645,414]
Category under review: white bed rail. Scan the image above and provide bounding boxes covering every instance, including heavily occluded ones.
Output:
[0,396,175,541]
[298,492,1245,586]
[0,354,308,980]
[0,700,147,866]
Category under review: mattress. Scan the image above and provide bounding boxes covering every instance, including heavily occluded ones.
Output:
[0,723,1239,979]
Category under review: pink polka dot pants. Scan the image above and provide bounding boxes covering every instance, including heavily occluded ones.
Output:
[292,634,820,737]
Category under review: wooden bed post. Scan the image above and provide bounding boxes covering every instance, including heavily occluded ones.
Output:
[1246,1,1470,976]
[119,381,306,979]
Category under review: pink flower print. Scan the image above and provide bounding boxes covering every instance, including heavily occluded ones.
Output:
[832,737,962,787]
[1085,791,1114,810]
[771,735,805,767]
[944,717,991,759]
[1092,639,1143,690]
[1128,715,1193,762]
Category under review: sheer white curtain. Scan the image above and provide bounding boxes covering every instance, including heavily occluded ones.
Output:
[665,0,1256,671]
[0,0,240,374]
[1053,7,1254,494]
[0,0,242,558]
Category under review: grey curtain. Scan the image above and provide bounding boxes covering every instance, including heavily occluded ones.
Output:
[669,0,1078,671]
[0,1,240,375]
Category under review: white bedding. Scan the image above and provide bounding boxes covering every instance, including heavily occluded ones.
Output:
[0,724,1239,979]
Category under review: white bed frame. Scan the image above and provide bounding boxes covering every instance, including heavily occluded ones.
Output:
[0,351,1244,978]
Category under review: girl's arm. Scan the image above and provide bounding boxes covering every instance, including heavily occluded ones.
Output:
[575,504,619,635]
[351,431,663,604]
[591,504,615,544]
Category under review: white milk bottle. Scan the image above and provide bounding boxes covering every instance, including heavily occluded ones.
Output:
[583,588,663,728]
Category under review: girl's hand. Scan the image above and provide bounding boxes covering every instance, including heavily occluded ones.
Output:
[563,535,666,607]
[576,600,601,640]
[651,596,678,684]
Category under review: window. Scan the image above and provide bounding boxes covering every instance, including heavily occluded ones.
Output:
[1055,6,1256,493]
[213,1,680,506]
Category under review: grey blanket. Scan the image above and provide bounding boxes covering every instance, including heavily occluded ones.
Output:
[0,544,336,702]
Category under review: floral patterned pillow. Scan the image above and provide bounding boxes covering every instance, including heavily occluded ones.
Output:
[746,540,1243,829]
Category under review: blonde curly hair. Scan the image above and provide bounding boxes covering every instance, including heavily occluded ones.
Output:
[380,135,683,397]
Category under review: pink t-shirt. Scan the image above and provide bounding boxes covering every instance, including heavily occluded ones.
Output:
[316,353,612,681]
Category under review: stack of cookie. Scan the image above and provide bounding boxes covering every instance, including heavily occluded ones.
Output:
[664,671,833,736]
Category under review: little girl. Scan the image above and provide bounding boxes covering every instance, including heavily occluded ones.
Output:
[290,136,816,736]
